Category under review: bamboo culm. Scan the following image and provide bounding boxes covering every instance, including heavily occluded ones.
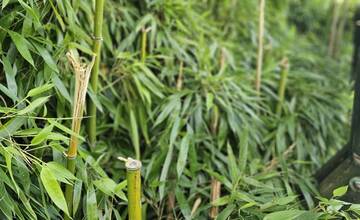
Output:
[209,105,221,219]
[87,0,105,147]
[255,0,265,95]
[125,158,142,220]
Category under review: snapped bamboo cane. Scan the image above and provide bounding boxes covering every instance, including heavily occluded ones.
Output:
[119,157,142,220]
[64,51,95,219]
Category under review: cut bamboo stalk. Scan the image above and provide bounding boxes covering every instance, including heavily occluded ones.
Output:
[255,0,266,95]
[64,51,95,220]
[87,0,105,148]
[119,157,142,220]
[275,58,289,116]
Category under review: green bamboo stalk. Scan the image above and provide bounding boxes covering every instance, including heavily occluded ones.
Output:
[87,0,105,147]
[328,0,341,57]
[119,157,142,220]
[209,105,220,219]
[275,58,289,116]
[255,0,266,95]
[64,52,95,220]
[141,27,147,62]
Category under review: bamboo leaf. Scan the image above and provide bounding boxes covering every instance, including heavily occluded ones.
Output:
[175,187,191,220]
[8,31,35,67]
[238,129,249,173]
[2,0,9,9]
[2,55,17,97]
[176,126,192,177]
[227,143,239,182]
[86,185,98,220]
[17,96,50,115]
[0,117,27,138]
[27,84,54,97]
[40,166,69,216]
[333,186,348,197]
[31,124,54,145]
[263,210,306,220]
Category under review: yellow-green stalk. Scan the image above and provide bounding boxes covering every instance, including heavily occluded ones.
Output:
[275,58,289,116]
[87,0,105,147]
[255,0,266,95]
[65,51,94,219]
[119,157,142,220]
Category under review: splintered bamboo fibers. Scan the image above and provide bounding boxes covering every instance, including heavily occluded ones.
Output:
[64,51,94,219]
[275,58,289,116]
[125,158,142,220]
[66,52,94,158]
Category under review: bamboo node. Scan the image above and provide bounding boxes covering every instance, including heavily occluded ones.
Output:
[91,35,103,41]
[63,151,76,160]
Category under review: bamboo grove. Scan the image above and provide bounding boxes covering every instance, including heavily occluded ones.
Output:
[0,0,359,219]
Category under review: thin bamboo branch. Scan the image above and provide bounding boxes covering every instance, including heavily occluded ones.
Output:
[87,0,105,147]
[255,0,266,95]
[64,51,95,220]
[141,27,151,62]
[167,61,184,220]
[275,58,289,116]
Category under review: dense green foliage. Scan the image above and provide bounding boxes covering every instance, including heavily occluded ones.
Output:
[0,0,357,219]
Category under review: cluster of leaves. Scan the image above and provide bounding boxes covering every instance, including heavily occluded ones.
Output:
[0,0,357,219]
